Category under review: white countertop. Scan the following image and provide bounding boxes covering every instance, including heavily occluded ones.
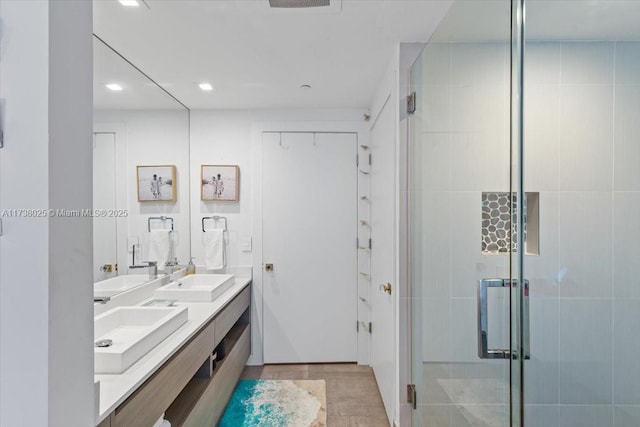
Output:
[94,275,251,425]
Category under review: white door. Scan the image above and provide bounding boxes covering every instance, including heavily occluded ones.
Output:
[370,99,396,422]
[262,132,358,363]
[93,133,117,282]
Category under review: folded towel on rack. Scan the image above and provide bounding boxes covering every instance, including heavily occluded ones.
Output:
[148,230,172,266]
[203,228,224,270]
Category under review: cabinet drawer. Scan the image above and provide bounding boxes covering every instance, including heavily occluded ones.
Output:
[113,319,216,427]
[214,285,250,347]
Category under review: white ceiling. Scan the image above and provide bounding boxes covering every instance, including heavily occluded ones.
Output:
[93,0,640,110]
[94,37,186,110]
[93,0,453,110]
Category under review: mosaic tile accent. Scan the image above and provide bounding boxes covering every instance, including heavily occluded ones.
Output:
[481,192,527,254]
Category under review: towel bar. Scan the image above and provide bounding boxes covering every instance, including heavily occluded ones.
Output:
[202,216,228,232]
[148,216,174,232]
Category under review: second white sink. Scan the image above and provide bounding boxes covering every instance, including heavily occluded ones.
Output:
[94,306,188,374]
[94,275,150,297]
[153,274,235,302]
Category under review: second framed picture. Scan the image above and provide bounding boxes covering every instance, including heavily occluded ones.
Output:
[137,165,177,202]
[201,165,239,202]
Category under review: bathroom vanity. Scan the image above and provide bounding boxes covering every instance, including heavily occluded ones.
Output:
[95,275,251,427]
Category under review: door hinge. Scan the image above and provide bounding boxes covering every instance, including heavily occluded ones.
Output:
[357,321,372,334]
[0,130,4,148]
[407,92,416,115]
[407,384,417,409]
[0,218,3,236]
[368,322,372,333]
[368,153,372,166]
[356,154,359,167]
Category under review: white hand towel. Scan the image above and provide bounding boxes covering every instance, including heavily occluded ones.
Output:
[148,230,172,266]
[203,228,224,270]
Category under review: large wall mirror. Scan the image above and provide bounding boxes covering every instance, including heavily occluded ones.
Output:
[93,36,190,293]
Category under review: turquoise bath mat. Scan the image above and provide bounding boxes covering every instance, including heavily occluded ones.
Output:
[219,379,326,427]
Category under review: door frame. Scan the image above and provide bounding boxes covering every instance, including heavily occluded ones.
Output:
[249,120,370,366]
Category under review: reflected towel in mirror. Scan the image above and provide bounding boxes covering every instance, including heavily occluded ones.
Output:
[148,230,172,265]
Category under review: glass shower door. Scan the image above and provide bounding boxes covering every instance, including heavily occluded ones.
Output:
[408,1,519,425]
[521,1,640,426]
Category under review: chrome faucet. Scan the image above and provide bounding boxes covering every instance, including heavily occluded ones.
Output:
[129,261,158,280]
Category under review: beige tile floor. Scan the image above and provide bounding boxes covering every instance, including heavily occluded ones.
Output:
[241,363,391,427]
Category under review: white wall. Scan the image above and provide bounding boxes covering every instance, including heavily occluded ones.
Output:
[94,110,191,271]
[0,1,94,426]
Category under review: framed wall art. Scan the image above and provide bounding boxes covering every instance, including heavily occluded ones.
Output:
[201,165,239,202]
[136,165,177,202]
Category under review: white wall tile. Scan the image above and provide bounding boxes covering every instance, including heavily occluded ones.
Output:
[558,192,613,298]
[421,84,452,134]
[561,42,614,85]
[558,405,613,427]
[614,405,640,427]
[559,299,613,404]
[613,192,640,298]
[451,43,507,87]
[419,133,451,192]
[423,298,451,362]
[613,85,640,191]
[450,298,480,364]
[525,299,559,404]
[421,191,451,298]
[614,300,640,404]
[524,84,560,191]
[421,42,451,86]
[524,405,559,427]
[615,42,640,85]
[525,42,561,86]
[559,84,613,191]
[451,130,509,192]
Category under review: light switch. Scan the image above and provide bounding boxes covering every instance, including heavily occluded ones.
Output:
[241,236,252,252]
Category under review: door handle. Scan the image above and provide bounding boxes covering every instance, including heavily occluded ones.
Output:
[477,278,530,360]
[380,283,392,295]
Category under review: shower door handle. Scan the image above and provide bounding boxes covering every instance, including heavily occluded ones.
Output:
[477,278,530,360]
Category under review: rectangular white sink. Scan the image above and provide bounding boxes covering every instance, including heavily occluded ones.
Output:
[94,275,150,298]
[153,274,235,302]
[94,306,188,374]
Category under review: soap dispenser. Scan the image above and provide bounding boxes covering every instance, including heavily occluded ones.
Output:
[186,257,196,275]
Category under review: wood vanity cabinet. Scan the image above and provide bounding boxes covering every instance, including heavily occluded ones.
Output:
[100,285,251,427]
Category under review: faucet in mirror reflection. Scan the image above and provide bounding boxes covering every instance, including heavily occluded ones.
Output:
[129,217,179,272]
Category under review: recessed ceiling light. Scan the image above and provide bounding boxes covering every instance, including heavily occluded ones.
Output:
[106,83,123,92]
[199,83,214,91]
[119,0,139,6]
[300,84,312,90]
